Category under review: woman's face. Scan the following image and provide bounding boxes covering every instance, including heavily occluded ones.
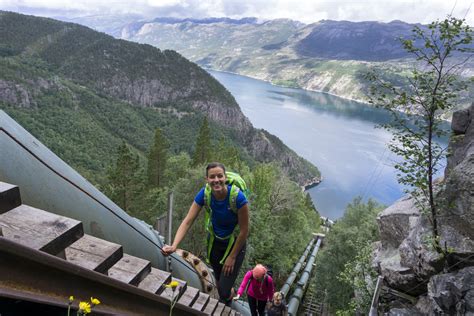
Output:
[206,166,226,194]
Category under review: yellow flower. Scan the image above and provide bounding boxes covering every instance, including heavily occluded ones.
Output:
[165,280,179,290]
[90,297,101,305]
[69,296,74,303]
[79,301,92,314]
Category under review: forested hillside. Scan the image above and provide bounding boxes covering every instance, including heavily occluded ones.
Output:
[0,11,322,282]
[0,11,319,185]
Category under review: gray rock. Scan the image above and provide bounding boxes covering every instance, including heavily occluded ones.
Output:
[440,103,474,265]
[428,267,474,315]
[451,107,471,135]
[373,242,424,295]
[386,308,424,315]
[374,104,474,315]
[377,195,420,248]
[446,103,474,176]
[399,213,444,280]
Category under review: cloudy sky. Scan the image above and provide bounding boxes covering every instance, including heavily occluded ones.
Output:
[1,0,473,25]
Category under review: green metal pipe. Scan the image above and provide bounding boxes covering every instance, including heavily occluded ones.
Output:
[280,236,316,298]
[287,237,322,316]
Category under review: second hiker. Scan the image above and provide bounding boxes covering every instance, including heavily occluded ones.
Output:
[234,264,275,316]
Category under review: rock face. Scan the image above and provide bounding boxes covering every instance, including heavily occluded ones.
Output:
[373,103,474,314]
[429,267,474,315]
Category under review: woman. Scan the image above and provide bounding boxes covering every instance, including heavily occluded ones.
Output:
[234,264,275,316]
[162,162,249,305]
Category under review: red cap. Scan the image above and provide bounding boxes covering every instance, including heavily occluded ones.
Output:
[252,264,267,279]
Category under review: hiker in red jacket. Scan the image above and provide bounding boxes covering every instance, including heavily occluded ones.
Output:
[234,264,274,316]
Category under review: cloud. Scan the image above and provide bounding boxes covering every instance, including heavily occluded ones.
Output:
[1,0,473,25]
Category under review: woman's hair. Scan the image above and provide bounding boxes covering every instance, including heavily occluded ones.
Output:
[206,162,226,176]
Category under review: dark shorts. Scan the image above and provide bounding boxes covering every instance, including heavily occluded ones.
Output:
[209,238,246,303]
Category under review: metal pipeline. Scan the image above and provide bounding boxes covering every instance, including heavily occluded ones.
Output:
[0,110,207,291]
[287,236,323,316]
[280,236,316,298]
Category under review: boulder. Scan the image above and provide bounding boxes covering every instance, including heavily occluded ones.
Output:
[428,266,474,315]
[376,195,420,248]
[445,103,474,176]
[451,107,471,135]
[372,242,423,295]
[399,213,444,279]
[440,103,474,265]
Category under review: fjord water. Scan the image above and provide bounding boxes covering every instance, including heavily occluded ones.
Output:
[210,70,447,219]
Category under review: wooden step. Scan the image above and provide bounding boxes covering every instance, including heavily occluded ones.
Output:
[203,297,219,315]
[108,253,151,285]
[177,285,199,307]
[138,267,171,294]
[0,204,83,254]
[0,182,21,214]
[213,302,226,315]
[223,306,232,315]
[64,234,122,274]
[159,277,187,302]
[191,291,210,311]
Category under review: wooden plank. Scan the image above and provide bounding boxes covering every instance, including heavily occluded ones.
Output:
[203,297,218,315]
[213,302,225,315]
[177,286,199,307]
[65,234,122,274]
[159,277,187,302]
[108,253,151,285]
[0,205,83,254]
[192,292,210,311]
[138,267,171,294]
[222,306,232,315]
[0,182,21,214]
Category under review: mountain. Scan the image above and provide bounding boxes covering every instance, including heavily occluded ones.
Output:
[0,11,319,185]
[100,17,471,111]
[294,20,415,61]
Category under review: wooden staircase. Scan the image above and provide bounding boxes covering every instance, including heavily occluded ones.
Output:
[0,181,239,315]
[302,287,327,316]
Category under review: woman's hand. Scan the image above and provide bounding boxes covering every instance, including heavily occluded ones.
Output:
[223,255,236,276]
[161,244,176,256]
[232,294,241,301]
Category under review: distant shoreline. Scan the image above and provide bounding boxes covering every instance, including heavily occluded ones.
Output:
[302,176,323,191]
[206,68,456,123]
[205,67,370,106]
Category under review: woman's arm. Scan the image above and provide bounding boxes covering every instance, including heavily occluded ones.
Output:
[237,270,252,296]
[161,201,202,255]
[222,203,249,276]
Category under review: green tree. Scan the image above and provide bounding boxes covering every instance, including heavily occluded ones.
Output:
[106,141,142,213]
[366,16,473,250]
[192,117,211,166]
[247,163,320,285]
[147,128,170,188]
[214,137,243,171]
[313,198,382,314]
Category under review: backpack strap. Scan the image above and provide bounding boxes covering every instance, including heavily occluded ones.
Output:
[203,184,237,264]
[229,185,240,214]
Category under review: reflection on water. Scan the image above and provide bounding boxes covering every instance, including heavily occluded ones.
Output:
[209,70,448,219]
